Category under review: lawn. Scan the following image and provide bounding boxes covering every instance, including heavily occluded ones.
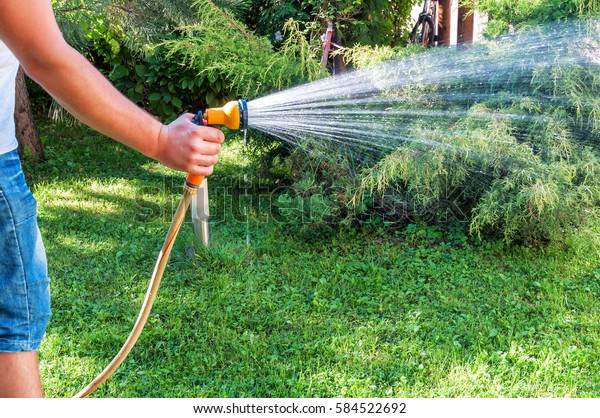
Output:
[27,120,600,398]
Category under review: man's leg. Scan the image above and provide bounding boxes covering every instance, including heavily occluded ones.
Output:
[0,151,50,399]
[0,351,43,397]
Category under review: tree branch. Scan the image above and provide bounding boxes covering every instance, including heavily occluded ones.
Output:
[205,0,253,43]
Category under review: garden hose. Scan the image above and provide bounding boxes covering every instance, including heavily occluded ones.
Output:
[74,99,247,398]
[74,175,200,398]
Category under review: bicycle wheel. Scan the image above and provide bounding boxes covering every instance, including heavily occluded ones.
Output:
[409,16,435,47]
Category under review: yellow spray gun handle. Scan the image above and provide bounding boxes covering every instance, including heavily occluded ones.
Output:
[187,98,247,188]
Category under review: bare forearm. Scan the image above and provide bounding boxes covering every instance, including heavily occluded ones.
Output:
[23,44,163,159]
[0,0,223,176]
[22,45,223,175]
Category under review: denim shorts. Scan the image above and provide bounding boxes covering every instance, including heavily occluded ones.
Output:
[0,149,51,352]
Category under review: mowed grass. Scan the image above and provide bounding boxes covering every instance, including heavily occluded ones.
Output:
[27,121,600,398]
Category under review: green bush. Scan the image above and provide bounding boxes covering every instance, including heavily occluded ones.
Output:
[462,0,600,37]
[48,1,599,246]
[50,1,324,121]
[244,0,419,47]
[274,20,600,245]
[161,16,325,103]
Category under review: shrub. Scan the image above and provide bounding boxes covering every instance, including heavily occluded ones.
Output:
[462,0,600,38]
[161,16,325,103]
[274,20,600,244]
[244,0,420,47]
[50,1,325,121]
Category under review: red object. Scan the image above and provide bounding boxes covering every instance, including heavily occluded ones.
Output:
[321,20,333,68]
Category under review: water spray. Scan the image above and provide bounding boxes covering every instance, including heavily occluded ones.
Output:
[74,99,247,398]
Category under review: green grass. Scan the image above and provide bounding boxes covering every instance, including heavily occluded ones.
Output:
[27,120,600,398]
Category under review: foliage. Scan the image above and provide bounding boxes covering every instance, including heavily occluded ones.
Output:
[244,0,312,43]
[48,0,201,120]
[243,0,418,47]
[161,13,325,103]
[30,119,600,397]
[262,19,327,85]
[49,1,325,121]
[339,43,419,68]
[212,0,253,20]
[46,1,599,246]
[305,0,419,46]
[46,0,416,124]
[462,0,600,37]
[273,20,600,245]
[52,0,198,50]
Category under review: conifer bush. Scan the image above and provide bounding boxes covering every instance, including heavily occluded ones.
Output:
[52,1,324,121]
[282,19,599,244]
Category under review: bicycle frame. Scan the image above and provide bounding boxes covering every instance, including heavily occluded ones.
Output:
[420,0,432,18]
[409,0,438,47]
[424,0,439,43]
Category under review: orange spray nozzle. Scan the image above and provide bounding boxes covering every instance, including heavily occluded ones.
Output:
[192,98,248,131]
[186,99,247,188]
[205,101,240,129]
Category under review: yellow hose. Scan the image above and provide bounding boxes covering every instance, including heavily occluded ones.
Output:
[74,181,199,398]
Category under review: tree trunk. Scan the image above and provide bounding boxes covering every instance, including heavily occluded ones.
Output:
[14,66,44,161]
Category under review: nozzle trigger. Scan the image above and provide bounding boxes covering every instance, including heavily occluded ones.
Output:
[192,111,206,126]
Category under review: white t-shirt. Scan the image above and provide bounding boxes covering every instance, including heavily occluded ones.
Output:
[0,40,19,155]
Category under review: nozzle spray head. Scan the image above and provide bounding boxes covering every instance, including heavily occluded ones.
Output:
[193,98,248,131]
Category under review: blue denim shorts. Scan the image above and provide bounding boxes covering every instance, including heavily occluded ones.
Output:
[0,149,51,352]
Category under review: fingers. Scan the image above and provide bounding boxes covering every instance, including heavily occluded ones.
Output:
[181,112,225,144]
[157,114,227,176]
[193,125,225,145]
[188,164,215,177]
[184,142,221,176]
[180,116,224,176]
[193,153,220,166]
[190,135,222,156]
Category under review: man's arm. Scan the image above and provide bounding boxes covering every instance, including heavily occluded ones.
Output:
[0,0,223,176]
